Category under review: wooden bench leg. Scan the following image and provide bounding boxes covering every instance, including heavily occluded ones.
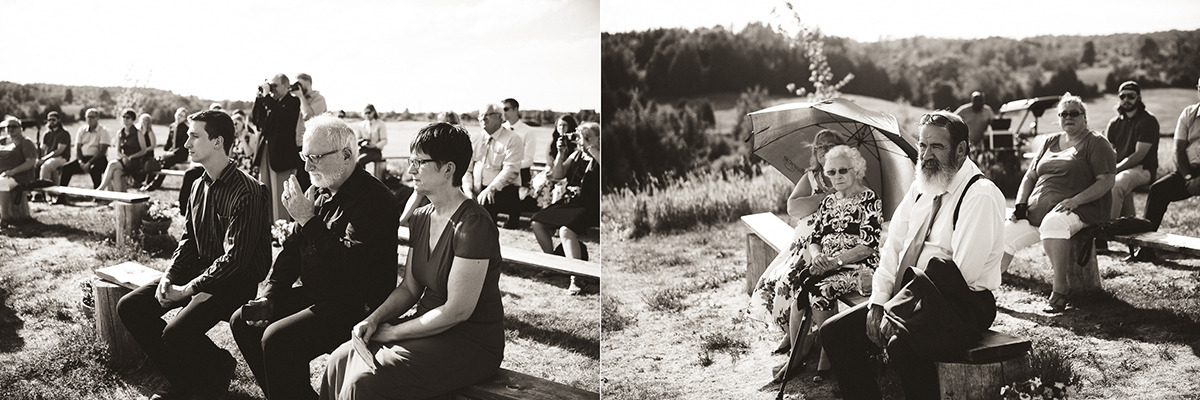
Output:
[0,190,32,222]
[745,233,776,296]
[114,202,148,247]
[93,279,145,370]
[938,353,1031,399]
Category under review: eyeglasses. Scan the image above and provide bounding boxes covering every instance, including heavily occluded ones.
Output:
[1119,93,1138,100]
[1058,110,1085,118]
[86,115,98,119]
[122,115,134,120]
[47,118,58,122]
[408,158,438,169]
[299,149,340,163]
[824,167,852,177]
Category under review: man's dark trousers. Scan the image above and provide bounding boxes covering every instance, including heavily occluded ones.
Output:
[480,185,521,228]
[58,155,106,188]
[229,286,369,400]
[117,278,255,392]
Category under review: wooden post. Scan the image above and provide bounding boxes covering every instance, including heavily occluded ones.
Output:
[0,190,31,222]
[114,202,148,247]
[93,279,144,370]
[937,354,1031,400]
[745,234,776,295]
[1068,234,1102,293]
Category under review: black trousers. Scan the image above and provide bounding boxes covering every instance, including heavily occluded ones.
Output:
[229,286,370,400]
[479,185,521,227]
[821,261,995,400]
[58,155,107,188]
[145,150,189,187]
[1143,167,1200,230]
[117,280,255,391]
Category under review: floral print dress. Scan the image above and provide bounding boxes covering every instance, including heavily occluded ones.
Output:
[749,185,881,332]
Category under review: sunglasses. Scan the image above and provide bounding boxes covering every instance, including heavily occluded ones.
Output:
[503,107,511,112]
[824,167,852,177]
[1058,110,1085,118]
[919,113,952,127]
[1119,93,1138,100]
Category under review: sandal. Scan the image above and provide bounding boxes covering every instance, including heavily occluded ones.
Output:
[1042,291,1070,313]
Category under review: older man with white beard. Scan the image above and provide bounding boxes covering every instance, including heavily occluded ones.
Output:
[820,111,1006,400]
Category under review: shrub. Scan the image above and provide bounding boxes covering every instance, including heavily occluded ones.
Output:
[642,286,688,312]
[601,295,635,334]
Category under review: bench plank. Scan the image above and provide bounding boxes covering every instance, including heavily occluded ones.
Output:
[740,213,793,253]
[156,169,186,177]
[454,369,598,400]
[398,227,600,279]
[40,186,151,203]
[1110,231,1200,257]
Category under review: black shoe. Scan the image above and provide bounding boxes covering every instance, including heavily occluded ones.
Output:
[194,351,236,400]
[501,219,520,229]
[1125,247,1157,262]
[1094,238,1112,255]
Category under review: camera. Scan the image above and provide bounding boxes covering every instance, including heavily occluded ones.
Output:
[563,132,581,142]
[290,82,302,92]
[257,82,277,97]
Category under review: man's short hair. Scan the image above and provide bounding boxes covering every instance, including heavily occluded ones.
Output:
[304,114,358,161]
[296,73,312,84]
[189,110,236,154]
[502,98,519,110]
[410,122,473,187]
[918,110,970,154]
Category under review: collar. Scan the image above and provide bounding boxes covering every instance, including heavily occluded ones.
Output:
[200,158,237,186]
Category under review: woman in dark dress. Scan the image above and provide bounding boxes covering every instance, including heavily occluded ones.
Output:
[321,122,503,400]
[531,122,599,260]
[97,109,154,192]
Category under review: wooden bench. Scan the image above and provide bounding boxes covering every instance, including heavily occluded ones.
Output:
[453,368,598,399]
[36,186,151,246]
[1109,231,1200,258]
[397,227,600,279]
[155,169,187,177]
[742,212,1033,398]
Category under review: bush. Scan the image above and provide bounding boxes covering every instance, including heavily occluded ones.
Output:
[642,286,688,312]
[602,93,719,191]
[602,169,791,239]
[601,295,635,334]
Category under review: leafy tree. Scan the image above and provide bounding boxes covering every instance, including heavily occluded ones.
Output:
[63,88,74,104]
[1080,41,1096,66]
[1138,37,1162,63]
[98,89,112,104]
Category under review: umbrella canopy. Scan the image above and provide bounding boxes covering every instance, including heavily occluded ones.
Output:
[748,97,918,221]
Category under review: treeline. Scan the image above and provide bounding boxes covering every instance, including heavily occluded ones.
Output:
[603,25,1200,120]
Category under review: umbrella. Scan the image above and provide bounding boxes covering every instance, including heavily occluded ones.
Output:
[748,97,918,222]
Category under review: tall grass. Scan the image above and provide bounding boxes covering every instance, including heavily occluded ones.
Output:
[602,168,793,239]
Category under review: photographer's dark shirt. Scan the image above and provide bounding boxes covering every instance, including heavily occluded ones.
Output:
[264,167,399,311]
[165,160,272,295]
[252,93,301,172]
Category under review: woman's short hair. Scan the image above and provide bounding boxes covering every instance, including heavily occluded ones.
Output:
[436,111,461,125]
[1056,92,1087,114]
[578,122,599,140]
[809,129,846,169]
[304,115,358,161]
[410,122,473,187]
[825,144,868,181]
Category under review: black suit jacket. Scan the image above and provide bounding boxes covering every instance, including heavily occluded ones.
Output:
[252,93,302,172]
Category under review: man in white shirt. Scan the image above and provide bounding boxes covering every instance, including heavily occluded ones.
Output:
[502,98,538,199]
[465,103,525,228]
[820,111,1006,400]
[58,108,112,188]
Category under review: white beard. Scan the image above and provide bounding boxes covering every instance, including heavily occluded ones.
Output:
[310,167,348,189]
[914,159,954,195]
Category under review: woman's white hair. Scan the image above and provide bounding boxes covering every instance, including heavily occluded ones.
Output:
[824,145,868,181]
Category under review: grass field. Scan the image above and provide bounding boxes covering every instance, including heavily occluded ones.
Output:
[0,175,598,399]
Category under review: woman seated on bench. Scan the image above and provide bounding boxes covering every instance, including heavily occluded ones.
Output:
[321,122,504,399]
[97,110,156,192]
[0,116,38,224]
[530,121,599,261]
[750,140,882,381]
[1003,93,1115,313]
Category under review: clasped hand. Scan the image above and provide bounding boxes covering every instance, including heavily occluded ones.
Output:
[352,319,401,344]
[865,305,896,348]
[154,278,193,308]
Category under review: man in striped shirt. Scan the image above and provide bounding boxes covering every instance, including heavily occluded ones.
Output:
[117,110,272,400]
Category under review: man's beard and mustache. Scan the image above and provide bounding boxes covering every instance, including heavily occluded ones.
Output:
[310,167,348,189]
[914,155,959,194]
[1119,100,1142,113]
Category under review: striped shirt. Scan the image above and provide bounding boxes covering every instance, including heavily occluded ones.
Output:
[165,159,272,294]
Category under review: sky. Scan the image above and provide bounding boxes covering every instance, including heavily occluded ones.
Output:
[2,0,599,114]
[601,0,1200,41]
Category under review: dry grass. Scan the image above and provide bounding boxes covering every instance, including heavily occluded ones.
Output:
[0,175,598,398]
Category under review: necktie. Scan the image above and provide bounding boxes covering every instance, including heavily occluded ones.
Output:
[892,193,943,296]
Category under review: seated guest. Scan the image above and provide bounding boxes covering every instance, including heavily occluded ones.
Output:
[97,110,156,192]
[531,122,600,261]
[1137,77,1200,261]
[436,111,460,126]
[464,103,524,229]
[116,110,272,400]
[748,129,847,366]
[321,121,504,400]
[230,110,261,179]
[528,115,579,210]
[356,104,388,179]
[1003,93,1116,312]
[142,107,191,191]
[230,115,398,400]
[821,111,1006,400]
[0,116,38,224]
[58,108,110,188]
[36,111,71,187]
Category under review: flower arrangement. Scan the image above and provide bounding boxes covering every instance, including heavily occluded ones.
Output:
[1000,377,1076,400]
[271,219,295,247]
[145,200,180,221]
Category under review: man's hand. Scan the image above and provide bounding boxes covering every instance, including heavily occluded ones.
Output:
[478,187,496,204]
[282,175,316,225]
[258,82,272,97]
[156,279,192,308]
[352,319,378,344]
[243,297,275,328]
[866,304,891,348]
[80,162,91,173]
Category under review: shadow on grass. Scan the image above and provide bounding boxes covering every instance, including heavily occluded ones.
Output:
[0,285,25,353]
[499,264,599,296]
[1,218,105,240]
[503,311,599,360]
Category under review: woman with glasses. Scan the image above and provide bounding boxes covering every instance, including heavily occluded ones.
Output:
[757,143,882,382]
[1003,93,1116,313]
[97,109,155,192]
[0,116,38,224]
[750,130,844,352]
[320,122,504,399]
[530,121,600,262]
[356,104,389,179]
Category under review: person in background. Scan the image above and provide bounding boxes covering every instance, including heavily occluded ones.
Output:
[252,73,302,222]
[97,109,155,192]
[1138,77,1200,261]
[502,98,538,200]
[143,107,191,191]
[1003,94,1116,312]
[230,110,261,179]
[530,122,600,296]
[210,103,223,111]
[292,73,326,190]
[356,104,388,180]
[0,116,38,224]
[954,91,995,151]
[337,110,346,119]
[321,121,503,399]
[437,111,461,126]
[1105,81,1159,222]
[528,115,579,210]
[36,111,71,188]
[465,103,524,229]
[58,108,110,189]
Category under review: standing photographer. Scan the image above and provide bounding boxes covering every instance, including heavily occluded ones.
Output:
[252,74,302,222]
[291,73,326,190]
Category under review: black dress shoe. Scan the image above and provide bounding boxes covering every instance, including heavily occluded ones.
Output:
[1125,247,1157,262]
[194,351,236,400]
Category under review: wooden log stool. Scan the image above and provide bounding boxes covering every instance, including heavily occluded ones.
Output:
[453,368,600,400]
[936,330,1033,399]
[0,189,32,223]
[1068,227,1102,293]
[92,262,164,370]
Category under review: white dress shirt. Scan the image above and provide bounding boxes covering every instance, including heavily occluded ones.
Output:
[504,120,538,169]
